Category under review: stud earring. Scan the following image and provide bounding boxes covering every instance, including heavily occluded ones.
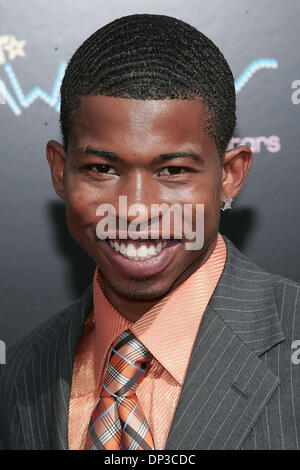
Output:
[221,198,234,211]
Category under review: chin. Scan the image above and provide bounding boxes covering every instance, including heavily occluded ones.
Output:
[107,277,171,301]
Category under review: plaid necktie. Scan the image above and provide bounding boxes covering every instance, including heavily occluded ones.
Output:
[85,330,155,450]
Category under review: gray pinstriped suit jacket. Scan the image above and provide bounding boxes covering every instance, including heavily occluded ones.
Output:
[0,236,300,450]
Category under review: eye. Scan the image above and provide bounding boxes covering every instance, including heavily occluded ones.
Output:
[85,164,119,175]
[158,166,193,176]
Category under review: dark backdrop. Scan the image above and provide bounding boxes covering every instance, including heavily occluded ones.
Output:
[1,0,299,345]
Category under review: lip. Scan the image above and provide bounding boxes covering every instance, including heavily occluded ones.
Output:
[98,238,182,278]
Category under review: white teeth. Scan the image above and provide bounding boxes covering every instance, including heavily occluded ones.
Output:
[148,245,156,256]
[137,245,148,258]
[126,243,137,258]
[108,240,168,260]
[119,243,127,255]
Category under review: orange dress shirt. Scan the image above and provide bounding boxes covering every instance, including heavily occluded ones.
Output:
[68,233,227,450]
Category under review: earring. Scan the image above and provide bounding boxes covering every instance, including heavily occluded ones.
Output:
[221,198,234,211]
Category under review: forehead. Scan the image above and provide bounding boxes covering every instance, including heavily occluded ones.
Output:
[70,95,215,154]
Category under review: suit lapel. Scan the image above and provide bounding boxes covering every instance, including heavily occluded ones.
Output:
[166,236,285,449]
[15,284,93,449]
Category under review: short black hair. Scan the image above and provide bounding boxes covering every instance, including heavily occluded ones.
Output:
[60,13,236,159]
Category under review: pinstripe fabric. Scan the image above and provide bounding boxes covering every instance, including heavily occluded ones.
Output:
[0,235,300,449]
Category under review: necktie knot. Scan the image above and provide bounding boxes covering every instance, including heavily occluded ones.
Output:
[101,330,153,398]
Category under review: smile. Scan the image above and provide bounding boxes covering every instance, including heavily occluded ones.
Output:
[106,239,168,260]
[99,237,182,278]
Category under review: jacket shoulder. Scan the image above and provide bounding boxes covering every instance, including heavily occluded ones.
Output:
[223,235,300,287]
[222,235,300,328]
[0,284,93,394]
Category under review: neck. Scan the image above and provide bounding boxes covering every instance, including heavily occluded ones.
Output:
[101,235,218,323]
[101,284,160,323]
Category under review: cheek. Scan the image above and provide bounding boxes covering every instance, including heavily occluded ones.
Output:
[201,177,222,234]
[65,182,99,238]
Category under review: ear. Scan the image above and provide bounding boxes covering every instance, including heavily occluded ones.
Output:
[46,140,67,200]
[220,145,253,203]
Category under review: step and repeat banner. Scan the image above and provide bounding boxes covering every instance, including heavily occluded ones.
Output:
[0,0,299,345]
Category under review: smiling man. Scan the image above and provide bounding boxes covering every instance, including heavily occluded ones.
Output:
[0,14,299,451]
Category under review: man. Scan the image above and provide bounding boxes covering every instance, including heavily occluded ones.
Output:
[0,13,299,450]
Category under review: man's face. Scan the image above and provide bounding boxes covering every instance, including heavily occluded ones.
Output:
[60,96,224,301]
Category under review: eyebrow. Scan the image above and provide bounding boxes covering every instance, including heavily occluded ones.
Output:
[82,146,205,165]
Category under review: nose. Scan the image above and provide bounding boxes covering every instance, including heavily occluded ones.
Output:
[117,169,152,224]
[116,170,165,236]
